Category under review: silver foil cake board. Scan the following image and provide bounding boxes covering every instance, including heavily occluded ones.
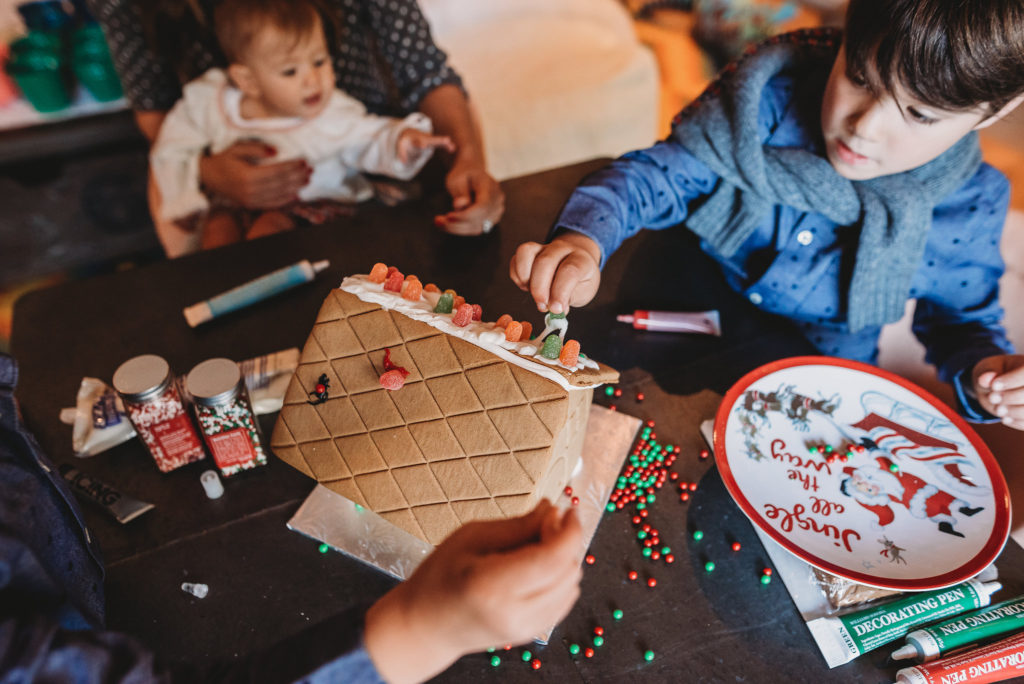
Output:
[287,404,641,639]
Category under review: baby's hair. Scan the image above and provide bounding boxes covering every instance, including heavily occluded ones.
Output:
[844,0,1024,114]
[214,0,324,64]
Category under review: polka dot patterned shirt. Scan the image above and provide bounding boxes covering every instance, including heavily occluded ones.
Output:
[84,0,463,116]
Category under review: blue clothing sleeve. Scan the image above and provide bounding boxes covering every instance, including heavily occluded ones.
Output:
[553,73,795,266]
[910,167,1014,418]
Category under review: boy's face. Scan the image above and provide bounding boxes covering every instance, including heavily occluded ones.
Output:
[235,17,334,119]
[820,47,991,180]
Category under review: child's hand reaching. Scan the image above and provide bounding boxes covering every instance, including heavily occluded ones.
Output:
[364,500,583,684]
[510,232,602,314]
[972,354,1024,429]
[397,129,456,165]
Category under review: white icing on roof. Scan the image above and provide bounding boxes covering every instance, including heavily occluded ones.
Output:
[339,275,602,391]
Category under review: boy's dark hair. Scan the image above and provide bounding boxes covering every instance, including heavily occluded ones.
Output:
[214,0,324,64]
[845,0,1024,114]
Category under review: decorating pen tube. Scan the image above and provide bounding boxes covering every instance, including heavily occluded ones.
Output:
[807,579,1001,668]
[58,464,155,523]
[616,310,720,336]
[892,594,1024,662]
[896,631,1024,684]
[184,259,329,327]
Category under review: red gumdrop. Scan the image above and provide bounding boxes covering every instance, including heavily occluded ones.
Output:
[452,303,474,327]
[470,304,483,321]
[379,369,407,390]
[560,340,581,366]
[519,321,533,342]
[402,279,423,301]
[384,270,404,292]
[369,263,388,283]
[453,295,466,310]
[386,266,399,276]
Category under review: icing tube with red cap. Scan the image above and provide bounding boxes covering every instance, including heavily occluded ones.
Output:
[895,631,1024,684]
[616,310,720,335]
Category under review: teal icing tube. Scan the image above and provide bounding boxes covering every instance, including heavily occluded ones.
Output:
[184,260,329,327]
[807,579,1001,668]
[892,595,1024,662]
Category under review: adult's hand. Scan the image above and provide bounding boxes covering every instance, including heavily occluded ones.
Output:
[364,500,583,684]
[434,151,505,236]
[198,141,312,209]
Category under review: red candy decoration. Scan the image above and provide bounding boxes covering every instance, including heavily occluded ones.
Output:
[452,303,474,327]
[665,554,675,564]
[636,392,645,402]
[594,627,604,636]
[378,349,410,390]
[585,554,596,565]
[647,578,657,588]
[628,570,638,581]
[732,542,742,552]
[584,648,594,659]
[384,270,404,292]
[763,568,773,576]
[571,496,580,506]
[564,486,573,497]
[531,659,541,670]
[471,304,483,321]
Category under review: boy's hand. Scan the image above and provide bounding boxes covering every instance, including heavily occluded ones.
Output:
[972,354,1024,429]
[364,500,583,684]
[510,232,602,314]
[397,129,456,165]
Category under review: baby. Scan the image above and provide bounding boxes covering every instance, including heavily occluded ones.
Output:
[150,0,454,251]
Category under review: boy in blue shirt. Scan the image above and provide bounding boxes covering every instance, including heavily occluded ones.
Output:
[511,0,1024,427]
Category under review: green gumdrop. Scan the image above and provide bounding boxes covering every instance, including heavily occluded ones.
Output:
[540,334,563,359]
[433,293,453,314]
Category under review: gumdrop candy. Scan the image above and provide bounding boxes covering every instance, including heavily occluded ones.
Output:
[452,303,474,327]
[402,279,423,301]
[496,314,513,329]
[369,263,388,283]
[540,334,563,359]
[520,321,533,342]
[434,293,454,313]
[387,266,400,276]
[384,270,404,292]
[471,304,483,321]
[559,340,580,366]
[424,283,440,293]
[505,321,523,342]
[453,295,466,310]
[380,369,407,390]
[444,288,457,297]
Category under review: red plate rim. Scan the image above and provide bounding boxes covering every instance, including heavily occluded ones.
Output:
[713,355,1011,591]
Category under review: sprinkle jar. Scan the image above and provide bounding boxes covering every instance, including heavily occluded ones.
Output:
[186,358,267,477]
[113,354,205,472]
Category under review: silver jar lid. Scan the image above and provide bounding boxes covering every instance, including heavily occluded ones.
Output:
[112,354,172,402]
[186,358,242,407]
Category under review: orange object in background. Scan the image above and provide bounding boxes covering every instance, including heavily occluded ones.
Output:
[0,43,19,107]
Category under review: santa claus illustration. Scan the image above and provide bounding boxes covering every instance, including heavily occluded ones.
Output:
[839,456,983,538]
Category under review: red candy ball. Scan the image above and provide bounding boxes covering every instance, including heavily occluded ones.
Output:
[647,577,657,588]
[585,554,596,565]
[732,542,742,552]
[628,570,638,581]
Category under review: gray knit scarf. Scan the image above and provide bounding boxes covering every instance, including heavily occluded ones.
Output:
[672,30,982,332]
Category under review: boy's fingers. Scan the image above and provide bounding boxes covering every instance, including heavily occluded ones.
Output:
[528,244,575,313]
[511,242,544,289]
[992,364,1024,391]
[976,370,998,391]
[484,508,583,595]
[548,253,594,314]
[447,500,552,553]
[990,387,1024,406]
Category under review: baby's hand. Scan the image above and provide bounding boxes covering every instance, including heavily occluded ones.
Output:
[972,354,1024,430]
[510,232,602,314]
[397,129,456,164]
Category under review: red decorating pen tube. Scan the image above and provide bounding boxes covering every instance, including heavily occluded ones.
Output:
[616,310,721,336]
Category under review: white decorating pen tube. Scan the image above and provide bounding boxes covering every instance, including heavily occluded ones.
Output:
[616,309,721,336]
[184,260,329,327]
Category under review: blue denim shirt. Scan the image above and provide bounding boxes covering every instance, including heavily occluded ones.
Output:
[556,72,1013,421]
[0,353,383,683]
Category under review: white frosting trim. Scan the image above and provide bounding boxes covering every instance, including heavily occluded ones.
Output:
[339,275,602,391]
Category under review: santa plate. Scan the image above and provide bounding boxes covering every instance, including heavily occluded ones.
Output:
[714,356,1010,591]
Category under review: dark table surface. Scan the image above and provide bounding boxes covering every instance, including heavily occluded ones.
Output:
[12,159,1024,683]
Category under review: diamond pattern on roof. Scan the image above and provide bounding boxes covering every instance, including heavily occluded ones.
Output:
[270,289,600,545]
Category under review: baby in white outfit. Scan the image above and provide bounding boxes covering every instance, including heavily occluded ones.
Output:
[150,0,454,252]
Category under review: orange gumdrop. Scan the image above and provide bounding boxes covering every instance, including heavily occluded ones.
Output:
[519,321,533,342]
[560,340,581,367]
[402,279,423,301]
[369,263,388,283]
[444,288,457,297]
[453,295,466,310]
[505,321,523,342]
[424,283,440,293]
[496,314,513,329]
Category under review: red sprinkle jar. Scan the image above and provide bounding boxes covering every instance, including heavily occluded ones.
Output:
[113,354,205,472]
[186,358,266,477]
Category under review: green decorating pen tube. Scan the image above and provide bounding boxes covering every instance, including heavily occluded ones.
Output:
[892,594,1024,662]
[807,579,1001,668]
